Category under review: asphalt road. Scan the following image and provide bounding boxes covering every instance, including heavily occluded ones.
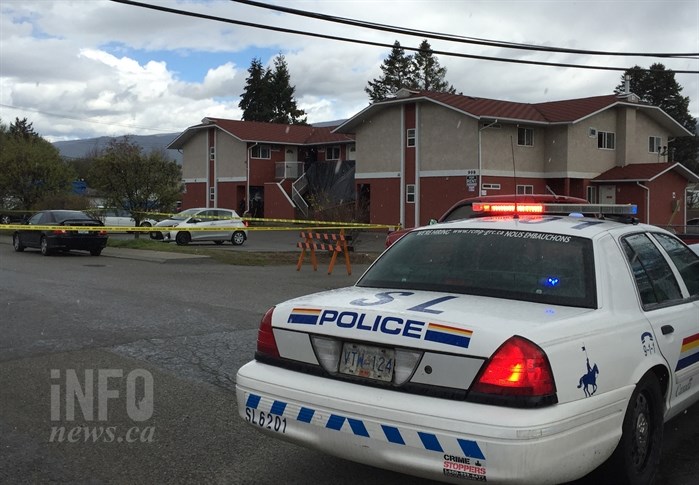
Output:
[0,238,696,484]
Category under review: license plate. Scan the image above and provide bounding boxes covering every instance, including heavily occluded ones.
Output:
[78,230,88,234]
[339,343,394,382]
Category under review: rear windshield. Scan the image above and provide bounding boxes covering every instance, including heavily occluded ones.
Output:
[358,228,596,308]
[52,211,93,222]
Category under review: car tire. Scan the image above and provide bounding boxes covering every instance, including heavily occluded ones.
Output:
[175,232,191,246]
[1,215,10,224]
[605,373,663,485]
[40,236,52,256]
[12,233,25,252]
[140,221,152,227]
[214,240,224,245]
[90,248,102,256]
[231,231,246,246]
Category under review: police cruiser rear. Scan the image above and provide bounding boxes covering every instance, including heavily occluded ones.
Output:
[236,203,699,484]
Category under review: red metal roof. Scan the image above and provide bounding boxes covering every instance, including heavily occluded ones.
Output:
[593,162,699,183]
[416,91,622,123]
[205,118,353,145]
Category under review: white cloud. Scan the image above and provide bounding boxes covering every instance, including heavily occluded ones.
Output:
[0,0,696,143]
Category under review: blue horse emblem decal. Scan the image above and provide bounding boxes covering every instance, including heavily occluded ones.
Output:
[577,345,599,397]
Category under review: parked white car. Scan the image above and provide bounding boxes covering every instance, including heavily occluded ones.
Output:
[156,207,247,246]
[237,202,699,484]
[98,208,156,229]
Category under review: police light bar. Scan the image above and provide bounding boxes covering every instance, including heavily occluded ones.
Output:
[472,202,638,216]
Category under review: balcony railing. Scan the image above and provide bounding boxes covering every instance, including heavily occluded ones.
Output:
[275,161,304,180]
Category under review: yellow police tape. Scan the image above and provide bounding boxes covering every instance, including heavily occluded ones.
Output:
[1,223,398,233]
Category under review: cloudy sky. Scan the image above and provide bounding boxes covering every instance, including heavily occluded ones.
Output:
[1,0,697,142]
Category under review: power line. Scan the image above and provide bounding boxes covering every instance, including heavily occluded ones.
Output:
[109,0,699,74]
[231,0,699,59]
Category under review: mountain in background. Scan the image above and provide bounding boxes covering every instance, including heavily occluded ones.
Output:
[53,133,182,164]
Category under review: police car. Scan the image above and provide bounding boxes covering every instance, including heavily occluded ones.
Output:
[236,203,699,484]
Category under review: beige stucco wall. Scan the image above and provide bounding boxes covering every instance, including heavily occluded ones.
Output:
[635,110,673,164]
[355,107,402,173]
[542,125,569,173]
[567,110,618,174]
[215,131,247,178]
[480,124,547,174]
[418,103,477,171]
[181,131,208,179]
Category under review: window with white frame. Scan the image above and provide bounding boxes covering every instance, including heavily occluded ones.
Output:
[406,184,416,203]
[326,145,341,160]
[406,128,416,147]
[597,131,616,150]
[587,185,598,203]
[209,147,215,160]
[482,183,501,190]
[516,184,534,195]
[517,127,533,146]
[649,136,662,153]
[251,144,271,159]
[209,187,215,201]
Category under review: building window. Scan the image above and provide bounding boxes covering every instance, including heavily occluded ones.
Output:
[482,183,501,190]
[597,131,616,150]
[649,136,662,153]
[209,147,215,160]
[326,145,341,160]
[209,187,215,201]
[406,128,416,147]
[586,185,598,203]
[517,127,533,146]
[406,184,416,203]
[251,144,271,159]
[516,184,534,195]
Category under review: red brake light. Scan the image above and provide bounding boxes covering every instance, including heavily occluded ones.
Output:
[52,229,66,235]
[256,307,280,358]
[471,336,556,399]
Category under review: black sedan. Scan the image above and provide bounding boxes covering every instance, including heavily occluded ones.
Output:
[12,210,108,256]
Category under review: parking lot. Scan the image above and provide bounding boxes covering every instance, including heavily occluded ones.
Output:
[0,233,696,484]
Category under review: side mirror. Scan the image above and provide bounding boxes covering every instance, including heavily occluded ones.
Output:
[189,218,201,224]
[428,218,438,225]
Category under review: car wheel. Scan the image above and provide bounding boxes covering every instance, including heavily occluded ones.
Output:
[40,236,52,256]
[231,231,246,246]
[90,248,102,256]
[606,373,663,485]
[12,233,25,252]
[214,240,224,245]
[175,232,191,246]
[1,215,10,224]
[140,221,152,227]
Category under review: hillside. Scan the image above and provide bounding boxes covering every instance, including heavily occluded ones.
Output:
[53,133,182,164]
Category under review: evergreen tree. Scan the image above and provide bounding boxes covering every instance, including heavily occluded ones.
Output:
[615,64,698,172]
[365,41,415,102]
[365,40,457,102]
[412,40,456,93]
[239,58,273,122]
[239,55,306,125]
[269,54,307,125]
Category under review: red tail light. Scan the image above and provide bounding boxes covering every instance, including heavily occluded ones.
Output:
[243,220,249,227]
[256,307,280,358]
[470,336,556,406]
[52,230,66,235]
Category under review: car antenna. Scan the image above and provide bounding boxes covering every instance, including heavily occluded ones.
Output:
[511,135,519,219]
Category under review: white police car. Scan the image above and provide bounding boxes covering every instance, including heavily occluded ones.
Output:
[236,203,699,484]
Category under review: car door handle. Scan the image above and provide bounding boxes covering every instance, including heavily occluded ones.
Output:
[661,325,674,335]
